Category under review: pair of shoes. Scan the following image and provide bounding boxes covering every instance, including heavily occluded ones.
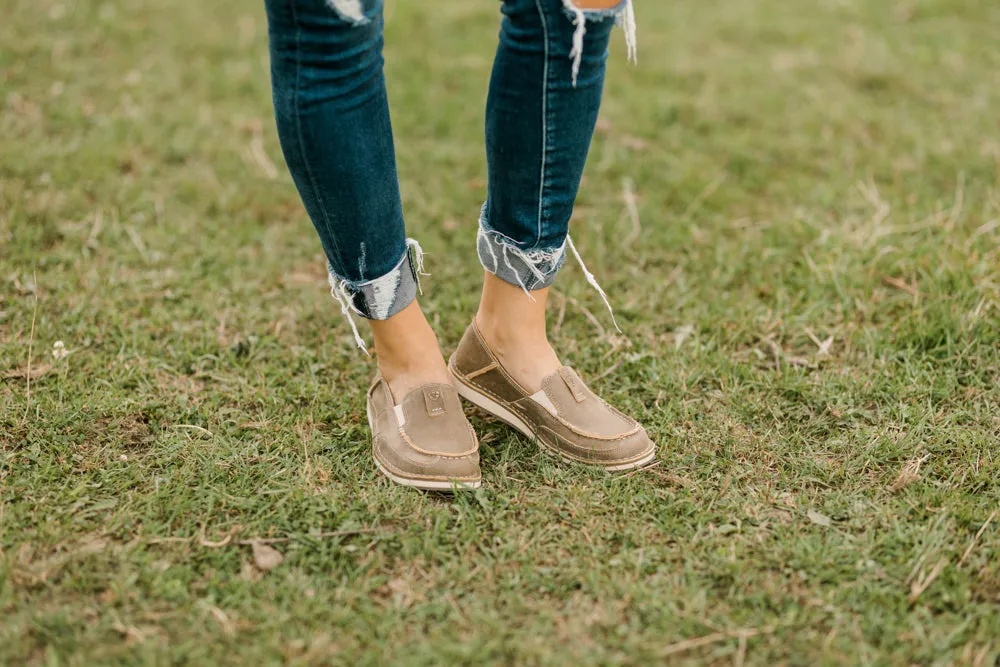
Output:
[366,320,656,491]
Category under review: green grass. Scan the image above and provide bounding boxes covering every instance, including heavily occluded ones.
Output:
[2,0,999,663]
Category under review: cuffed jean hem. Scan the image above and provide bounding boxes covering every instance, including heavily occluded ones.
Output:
[328,238,426,354]
[476,205,624,333]
[477,211,567,293]
[328,239,422,321]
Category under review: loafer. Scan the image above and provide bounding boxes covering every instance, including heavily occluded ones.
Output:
[366,373,482,490]
[448,321,656,471]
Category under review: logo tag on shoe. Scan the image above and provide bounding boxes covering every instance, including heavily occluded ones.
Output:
[423,386,447,417]
[558,368,588,403]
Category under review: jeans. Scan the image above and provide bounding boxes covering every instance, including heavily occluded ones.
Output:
[265,0,635,347]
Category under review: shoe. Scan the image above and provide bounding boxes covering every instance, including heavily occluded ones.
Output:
[366,373,482,491]
[448,321,656,471]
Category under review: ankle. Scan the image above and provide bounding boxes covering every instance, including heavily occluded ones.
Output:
[376,348,445,376]
[368,301,450,400]
[475,309,547,350]
[374,321,448,382]
[474,311,560,394]
[376,348,450,401]
[473,273,562,392]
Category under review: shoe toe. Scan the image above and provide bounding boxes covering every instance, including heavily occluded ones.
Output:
[607,427,656,468]
[369,378,482,489]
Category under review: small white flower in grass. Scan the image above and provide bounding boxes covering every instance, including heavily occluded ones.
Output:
[119,454,128,462]
[52,340,68,359]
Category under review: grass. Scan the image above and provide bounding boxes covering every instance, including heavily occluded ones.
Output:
[2,0,999,663]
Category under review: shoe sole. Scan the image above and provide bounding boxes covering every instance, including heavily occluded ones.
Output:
[450,368,657,472]
[366,401,482,492]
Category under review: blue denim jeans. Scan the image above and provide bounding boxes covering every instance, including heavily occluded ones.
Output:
[265,0,635,346]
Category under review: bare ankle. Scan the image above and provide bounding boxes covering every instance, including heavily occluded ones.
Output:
[476,276,550,344]
[475,311,541,353]
[368,301,450,401]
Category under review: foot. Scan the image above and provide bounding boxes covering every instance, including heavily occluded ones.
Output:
[449,320,656,471]
[473,272,562,393]
[473,312,560,394]
[367,373,481,491]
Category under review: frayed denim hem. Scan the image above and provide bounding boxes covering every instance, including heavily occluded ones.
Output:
[477,222,567,295]
[476,206,621,333]
[328,238,427,354]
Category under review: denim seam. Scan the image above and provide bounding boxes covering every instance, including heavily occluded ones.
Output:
[532,0,551,251]
[290,0,349,277]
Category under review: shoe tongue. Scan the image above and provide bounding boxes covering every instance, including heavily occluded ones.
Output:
[422,384,449,417]
[539,366,635,438]
[399,383,458,417]
[555,367,588,404]
[395,383,477,456]
[539,366,590,407]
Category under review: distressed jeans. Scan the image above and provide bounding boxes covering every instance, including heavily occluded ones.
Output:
[265,0,636,349]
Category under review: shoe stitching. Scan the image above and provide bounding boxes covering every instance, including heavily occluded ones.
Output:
[453,364,640,452]
[374,431,478,472]
[464,361,499,380]
[373,452,481,482]
[451,363,534,424]
[543,369,635,434]
[394,386,479,458]
[471,322,639,438]
[542,392,639,440]
[397,424,478,459]
[539,426,655,466]
[452,368,652,466]
[516,396,641,442]
[455,330,643,441]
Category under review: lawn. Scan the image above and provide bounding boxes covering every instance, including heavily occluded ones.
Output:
[2,0,999,664]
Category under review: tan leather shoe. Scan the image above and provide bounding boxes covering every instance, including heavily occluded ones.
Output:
[448,322,656,471]
[366,374,482,491]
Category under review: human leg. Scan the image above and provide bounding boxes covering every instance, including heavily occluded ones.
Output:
[450,0,655,471]
[265,0,450,398]
[474,0,631,392]
[265,0,477,488]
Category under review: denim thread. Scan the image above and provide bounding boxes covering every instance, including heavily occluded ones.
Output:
[562,0,637,85]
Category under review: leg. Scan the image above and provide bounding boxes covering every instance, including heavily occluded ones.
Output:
[265,0,449,399]
[447,0,653,472]
[475,0,629,392]
[266,0,480,491]
[476,274,560,393]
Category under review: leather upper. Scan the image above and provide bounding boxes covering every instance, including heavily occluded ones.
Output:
[368,375,480,482]
[449,321,654,466]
